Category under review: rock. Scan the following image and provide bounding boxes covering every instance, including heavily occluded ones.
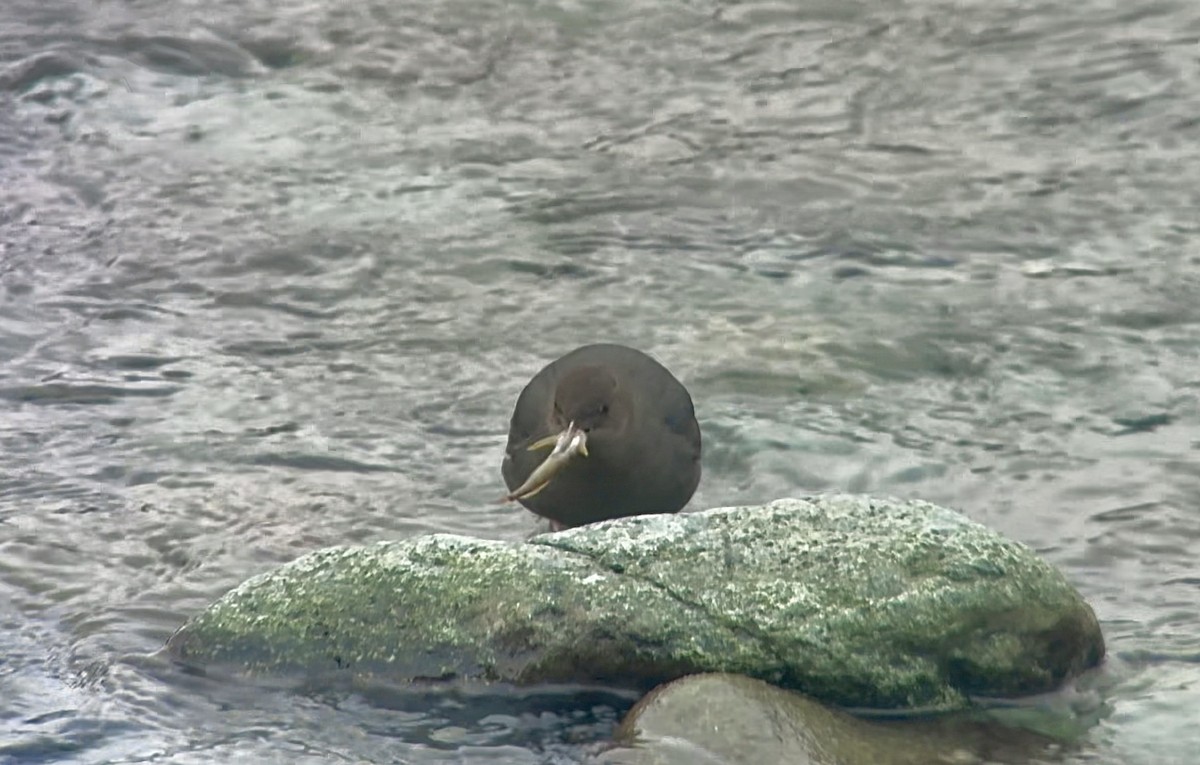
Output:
[597,673,1056,765]
[166,495,1104,711]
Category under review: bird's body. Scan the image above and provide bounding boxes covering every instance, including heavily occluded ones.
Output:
[501,343,701,529]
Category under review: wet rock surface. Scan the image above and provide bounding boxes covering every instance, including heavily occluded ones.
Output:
[168,495,1104,711]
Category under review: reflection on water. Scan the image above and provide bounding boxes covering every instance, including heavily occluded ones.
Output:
[2,0,1199,762]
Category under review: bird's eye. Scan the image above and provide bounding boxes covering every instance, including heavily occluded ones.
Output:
[601,404,609,414]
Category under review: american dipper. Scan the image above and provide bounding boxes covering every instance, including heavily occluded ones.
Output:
[501,343,701,529]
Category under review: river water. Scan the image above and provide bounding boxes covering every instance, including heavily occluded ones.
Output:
[2,0,1198,762]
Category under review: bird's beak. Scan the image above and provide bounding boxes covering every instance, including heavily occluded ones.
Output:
[503,422,588,502]
[526,422,589,457]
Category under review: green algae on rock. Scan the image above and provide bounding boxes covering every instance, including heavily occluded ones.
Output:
[166,495,1104,711]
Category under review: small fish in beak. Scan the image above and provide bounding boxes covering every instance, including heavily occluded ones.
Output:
[501,422,588,502]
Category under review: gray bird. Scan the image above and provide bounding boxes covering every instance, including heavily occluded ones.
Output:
[501,343,702,529]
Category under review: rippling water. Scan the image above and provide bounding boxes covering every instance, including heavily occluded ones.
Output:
[2,0,1199,762]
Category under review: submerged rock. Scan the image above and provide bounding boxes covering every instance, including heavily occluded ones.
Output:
[599,673,1058,765]
[166,495,1104,711]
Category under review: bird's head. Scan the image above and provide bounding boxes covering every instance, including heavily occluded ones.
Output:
[552,365,628,435]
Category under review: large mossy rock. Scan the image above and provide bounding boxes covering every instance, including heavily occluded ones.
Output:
[166,495,1104,711]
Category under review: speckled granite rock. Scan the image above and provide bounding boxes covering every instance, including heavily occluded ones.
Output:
[166,495,1104,711]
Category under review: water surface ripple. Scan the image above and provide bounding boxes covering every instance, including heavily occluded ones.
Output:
[2,0,1199,762]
